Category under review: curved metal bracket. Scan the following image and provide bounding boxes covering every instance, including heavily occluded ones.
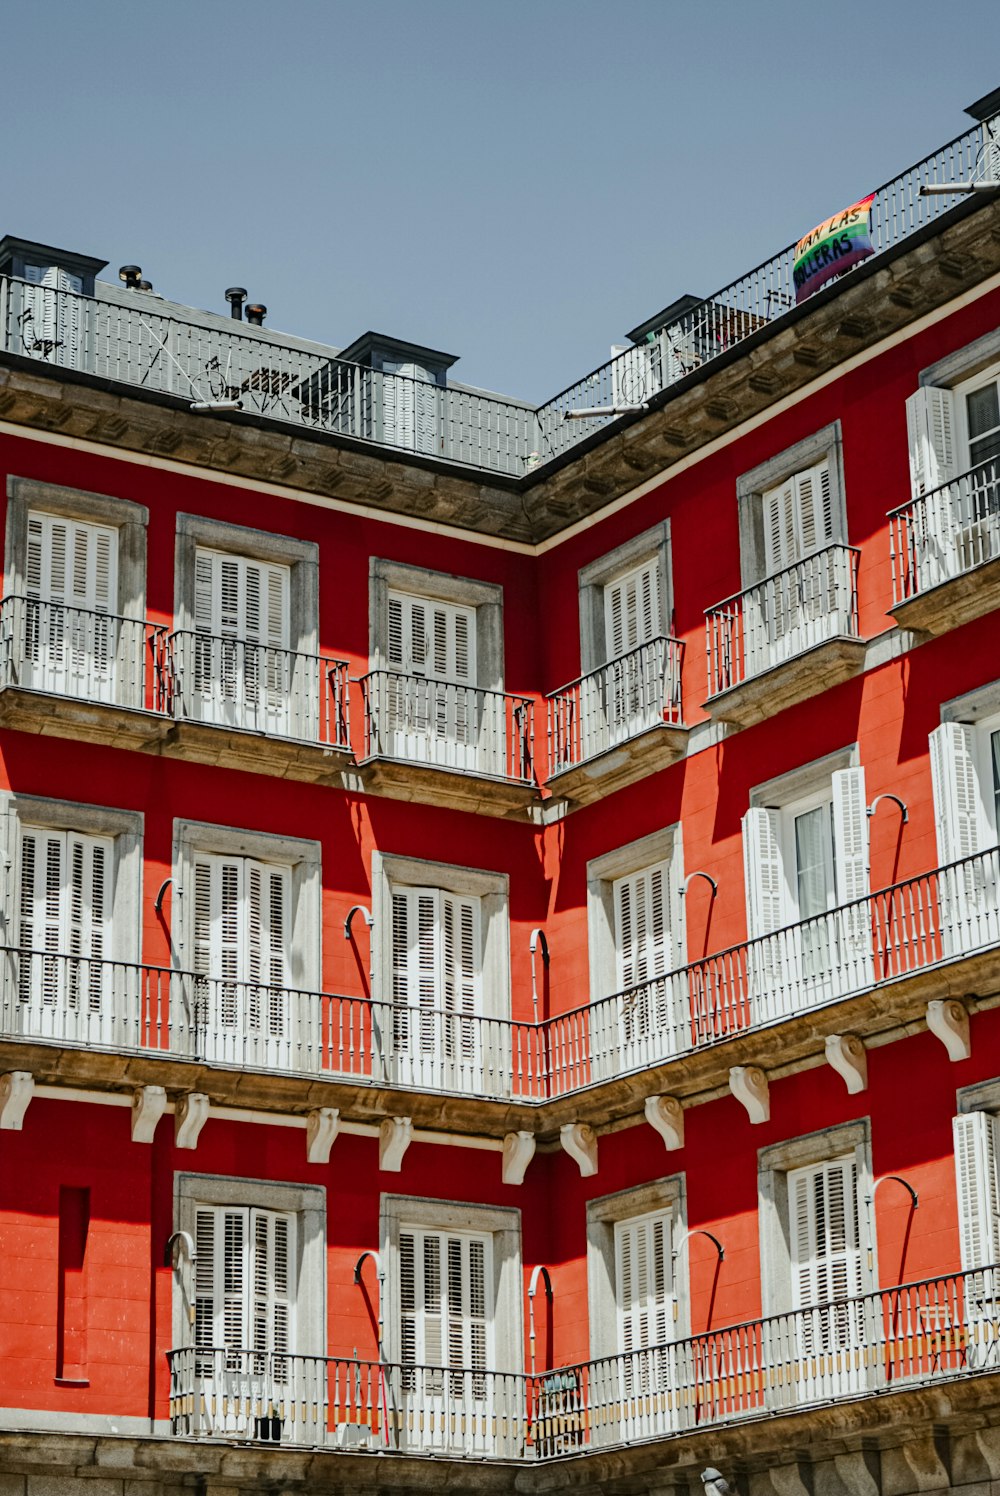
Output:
[674,1228,725,1264]
[528,1263,553,1301]
[164,1229,196,1268]
[344,904,374,941]
[529,929,550,965]
[869,1174,919,1210]
[866,793,908,824]
[154,878,173,915]
[682,870,718,896]
[354,1248,383,1286]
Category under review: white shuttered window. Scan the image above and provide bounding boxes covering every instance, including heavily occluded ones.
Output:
[391,886,481,1079]
[762,461,835,575]
[387,590,476,685]
[604,560,662,661]
[906,387,958,498]
[192,854,292,1056]
[191,548,291,731]
[23,511,119,699]
[399,1226,492,1387]
[193,1205,295,1374]
[17,826,112,1022]
[615,1209,674,1368]
[953,1111,1000,1274]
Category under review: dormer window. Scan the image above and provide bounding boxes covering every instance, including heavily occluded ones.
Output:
[0,236,105,371]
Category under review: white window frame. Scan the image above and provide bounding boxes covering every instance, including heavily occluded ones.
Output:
[4,477,149,708]
[172,1172,326,1362]
[736,423,847,588]
[918,329,1000,475]
[369,558,503,690]
[577,522,672,675]
[586,1176,688,1360]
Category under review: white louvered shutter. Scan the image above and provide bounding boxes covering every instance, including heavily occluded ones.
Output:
[194,1206,249,1371]
[191,855,292,1051]
[246,860,291,1042]
[441,892,481,1065]
[832,768,869,903]
[387,592,475,686]
[789,1157,863,1316]
[399,1228,491,1383]
[18,827,112,1013]
[953,1112,1000,1274]
[615,1209,674,1358]
[26,511,117,614]
[250,1209,295,1370]
[614,862,673,989]
[382,358,440,455]
[742,807,785,936]
[906,387,958,498]
[763,461,835,575]
[929,723,984,865]
[604,561,662,661]
[194,549,289,649]
[391,887,439,1058]
[23,264,85,366]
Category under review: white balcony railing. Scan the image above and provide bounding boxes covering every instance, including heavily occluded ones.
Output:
[359,670,535,782]
[546,635,683,775]
[0,594,165,711]
[167,1266,1000,1454]
[890,459,1000,603]
[706,545,860,697]
[163,629,350,748]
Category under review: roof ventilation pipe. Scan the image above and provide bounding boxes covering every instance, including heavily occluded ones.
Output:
[225,287,247,321]
[245,303,266,327]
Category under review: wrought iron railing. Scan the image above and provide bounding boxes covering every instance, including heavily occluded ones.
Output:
[0,594,167,711]
[4,849,1000,1100]
[889,459,1000,604]
[705,545,860,698]
[358,669,536,783]
[546,635,684,776]
[167,1265,1000,1453]
[1,113,995,478]
[162,629,350,749]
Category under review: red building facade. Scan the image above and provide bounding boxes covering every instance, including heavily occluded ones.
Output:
[3,89,1000,1496]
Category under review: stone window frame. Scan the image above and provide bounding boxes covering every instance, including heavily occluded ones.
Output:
[577,521,672,675]
[0,790,143,963]
[379,1193,523,1372]
[757,1118,875,1319]
[174,513,319,652]
[586,825,684,1002]
[371,850,511,1025]
[586,1174,689,1360]
[957,1077,1000,1116]
[171,819,322,994]
[172,1172,326,1358]
[369,557,504,691]
[736,421,847,589]
[4,476,150,708]
[749,743,858,812]
[919,332,1000,475]
[941,678,1000,726]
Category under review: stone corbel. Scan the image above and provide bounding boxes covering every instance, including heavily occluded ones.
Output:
[131,1085,168,1143]
[379,1116,413,1172]
[502,1131,536,1186]
[560,1122,598,1177]
[0,1071,33,1131]
[825,1034,868,1094]
[644,1095,685,1151]
[174,1092,210,1150]
[927,999,971,1061]
[729,1065,770,1124]
[306,1107,340,1165]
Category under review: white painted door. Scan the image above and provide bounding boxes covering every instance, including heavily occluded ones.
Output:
[190,855,294,1068]
[190,549,291,734]
[398,1226,494,1453]
[389,886,482,1092]
[384,592,483,771]
[612,861,679,1072]
[21,511,119,702]
[788,1156,869,1403]
[12,827,114,1044]
[746,462,838,675]
[614,1209,677,1437]
[953,1111,1000,1369]
[192,1205,301,1438]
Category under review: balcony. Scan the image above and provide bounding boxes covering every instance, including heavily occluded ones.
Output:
[704,545,863,727]
[161,629,352,779]
[357,669,538,816]
[546,636,686,804]
[5,849,1000,1115]
[166,1266,999,1455]
[889,459,1000,635]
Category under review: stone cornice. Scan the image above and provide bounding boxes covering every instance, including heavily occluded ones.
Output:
[0,198,997,546]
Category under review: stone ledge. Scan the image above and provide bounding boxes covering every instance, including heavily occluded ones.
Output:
[703,637,867,728]
[357,756,542,820]
[889,556,1000,637]
[546,722,689,807]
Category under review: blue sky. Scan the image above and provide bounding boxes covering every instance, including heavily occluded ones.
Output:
[2,0,998,401]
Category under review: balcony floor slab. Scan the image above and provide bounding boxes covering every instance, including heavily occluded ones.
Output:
[161,719,354,783]
[890,554,1000,637]
[357,755,541,819]
[703,636,866,728]
[546,722,688,806]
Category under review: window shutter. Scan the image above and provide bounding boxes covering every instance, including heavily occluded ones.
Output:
[26,511,118,613]
[953,1111,1000,1272]
[763,477,798,574]
[742,807,784,936]
[246,861,290,1039]
[386,592,476,684]
[832,767,869,904]
[399,1228,491,1374]
[789,1156,862,1312]
[194,1205,249,1360]
[18,827,112,1006]
[929,722,983,865]
[391,887,440,1053]
[614,862,672,990]
[441,892,480,1061]
[194,549,290,649]
[250,1209,295,1362]
[906,387,957,498]
[604,561,662,662]
[615,1210,674,1356]
[795,461,835,554]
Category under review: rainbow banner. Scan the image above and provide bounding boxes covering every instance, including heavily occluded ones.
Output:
[793,193,876,304]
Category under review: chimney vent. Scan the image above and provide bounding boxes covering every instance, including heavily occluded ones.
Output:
[245,303,266,327]
[118,265,142,290]
[225,287,247,321]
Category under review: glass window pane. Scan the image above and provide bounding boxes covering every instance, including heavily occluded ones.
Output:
[795,805,834,919]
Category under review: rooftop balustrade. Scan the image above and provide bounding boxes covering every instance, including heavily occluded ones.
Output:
[166,1265,1000,1455]
[0,111,995,479]
[4,848,1000,1102]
